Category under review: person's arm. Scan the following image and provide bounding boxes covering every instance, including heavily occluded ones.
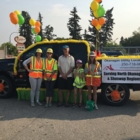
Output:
[58,57,66,79]
[50,60,58,78]
[80,70,85,78]
[65,56,75,77]
[66,67,74,77]
[58,66,67,79]
[23,57,32,72]
[84,63,89,74]
[97,63,101,75]
[73,69,79,78]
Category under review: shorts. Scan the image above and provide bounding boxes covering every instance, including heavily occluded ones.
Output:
[58,77,73,90]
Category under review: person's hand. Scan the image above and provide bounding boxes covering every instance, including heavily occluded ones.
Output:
[62,74,67,79]
[27,69,32,72]
[75,69,79,76]
[91,71,94,76]
[48,77,52,81]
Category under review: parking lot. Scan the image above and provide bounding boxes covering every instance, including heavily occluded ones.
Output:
[0,91,140,140]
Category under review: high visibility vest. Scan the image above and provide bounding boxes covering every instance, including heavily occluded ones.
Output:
[29,56,44,78]
[44,58,57,81]
[73,68,85,88]
[85,62,101,86]
[85,62,101,78]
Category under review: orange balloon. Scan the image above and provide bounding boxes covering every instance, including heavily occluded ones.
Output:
[35,26,40,33]
[98,17,105,26]
[35,21,41,27]
[9,12,16,18]
[92,19,98,26]
[9,12,18,25]
[95,24,101,30]
[95,0,102,3]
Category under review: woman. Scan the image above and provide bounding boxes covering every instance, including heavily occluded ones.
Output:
[85,51,101,110]
[44,48,58,108]
[23,48,44,107]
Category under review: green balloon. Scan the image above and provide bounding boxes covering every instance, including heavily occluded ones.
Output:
[35,35,41,42]
[97,5,105,17]
[18,14,25,25]
[31,28,37,34]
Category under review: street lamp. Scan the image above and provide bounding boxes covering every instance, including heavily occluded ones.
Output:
[5,32,19,58]
[9,32,19,43]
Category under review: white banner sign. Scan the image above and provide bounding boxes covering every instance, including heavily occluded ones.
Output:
[102,59,140,83]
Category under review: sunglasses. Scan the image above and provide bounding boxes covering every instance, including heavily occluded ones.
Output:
[47,52,52,54]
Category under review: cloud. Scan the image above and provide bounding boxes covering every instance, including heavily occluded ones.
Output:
[49,4,70,17]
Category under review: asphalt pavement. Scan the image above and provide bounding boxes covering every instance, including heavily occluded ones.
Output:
[0,91,140,140]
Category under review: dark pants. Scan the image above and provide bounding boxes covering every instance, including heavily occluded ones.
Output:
[45,81,55,97]
[58,77,73,90]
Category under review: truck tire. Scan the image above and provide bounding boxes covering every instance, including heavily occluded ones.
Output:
[0,75,13,98]
[101,83,130,106]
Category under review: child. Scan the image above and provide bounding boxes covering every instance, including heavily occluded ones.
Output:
[73,59,85,108]
[85,51,101,110]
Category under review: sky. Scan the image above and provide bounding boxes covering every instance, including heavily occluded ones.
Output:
[0,0,140,45]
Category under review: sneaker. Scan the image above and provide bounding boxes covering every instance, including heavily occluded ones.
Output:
[57,102,63,107]
[49,103,52,107]
[36,101,42,106]
[95,104,98,110]
[45,103,49,108]
[31,102,35,107]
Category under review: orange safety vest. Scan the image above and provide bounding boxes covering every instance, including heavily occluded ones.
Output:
[86,62,101,78]
[85,62,101,86]
[29,56,44,78]
[44,58,57,81]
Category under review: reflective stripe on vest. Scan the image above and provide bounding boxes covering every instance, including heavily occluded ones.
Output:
[29,56,43,78]
[86,62,100,75]
[86,62,101,85]
[44,58,57,81]
[73,68,85,88]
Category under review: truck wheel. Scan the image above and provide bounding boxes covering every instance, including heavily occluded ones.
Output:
[101,84,130,106]
[0,75,13,98]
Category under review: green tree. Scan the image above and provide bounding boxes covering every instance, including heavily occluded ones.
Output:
[37,12,45,40]
[83,29,89,40]
[0,42,17,56]
[54,37,70,40]
[101,7,115,46]
[19,11,32,48]
[67,7,82,39]
[44,25,57,40]
[120,28,140,46]
[83,9,96,43]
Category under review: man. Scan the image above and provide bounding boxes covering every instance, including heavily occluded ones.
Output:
[57,45,75,107]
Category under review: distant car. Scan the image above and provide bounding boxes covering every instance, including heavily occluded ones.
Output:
[101,50,123,56]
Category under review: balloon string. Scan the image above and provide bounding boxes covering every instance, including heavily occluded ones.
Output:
[96,30,100,51]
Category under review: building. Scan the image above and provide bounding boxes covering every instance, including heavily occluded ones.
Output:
[0,50,5,58]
